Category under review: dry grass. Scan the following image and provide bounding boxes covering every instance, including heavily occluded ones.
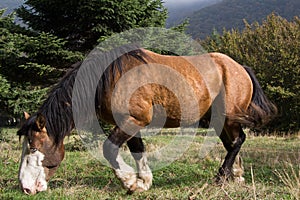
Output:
[274,162,300,200]
[1,128,300,199]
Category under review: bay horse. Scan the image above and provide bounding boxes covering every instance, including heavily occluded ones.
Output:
[17,46,276,195]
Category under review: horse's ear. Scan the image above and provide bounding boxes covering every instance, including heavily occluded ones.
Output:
[24,112,30,120]
[36,113,46,131]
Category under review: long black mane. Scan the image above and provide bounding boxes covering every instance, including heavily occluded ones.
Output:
[18,46,148,146]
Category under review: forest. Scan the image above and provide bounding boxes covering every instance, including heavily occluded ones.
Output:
[0,0,299,133]
[186,0,300,39]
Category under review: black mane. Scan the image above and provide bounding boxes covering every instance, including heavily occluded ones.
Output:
[18,46,148,146]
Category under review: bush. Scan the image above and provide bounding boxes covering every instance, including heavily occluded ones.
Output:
[202,13,299,133]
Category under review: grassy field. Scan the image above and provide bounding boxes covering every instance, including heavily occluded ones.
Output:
[1,128,300,199]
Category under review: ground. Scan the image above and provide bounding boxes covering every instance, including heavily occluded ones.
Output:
[0,128,299,199]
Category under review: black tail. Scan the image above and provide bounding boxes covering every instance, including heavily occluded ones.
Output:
[241,66,277,127]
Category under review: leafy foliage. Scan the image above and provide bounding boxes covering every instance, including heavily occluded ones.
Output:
[0,10,83,116]
[96,26,202,57]
[202,14,300,132]
[17,0,167,52]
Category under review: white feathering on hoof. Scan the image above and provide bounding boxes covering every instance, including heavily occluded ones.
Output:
[114,154,153,193]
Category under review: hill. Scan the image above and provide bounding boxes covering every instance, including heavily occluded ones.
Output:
[165,0,222,27]
[185,0,300,39]
[0,0,22,14]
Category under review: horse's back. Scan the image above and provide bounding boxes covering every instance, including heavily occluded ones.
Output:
[98,50,253,127]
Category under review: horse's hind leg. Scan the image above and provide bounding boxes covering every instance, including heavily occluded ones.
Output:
[217,120,246,183]
[127,132,152,192]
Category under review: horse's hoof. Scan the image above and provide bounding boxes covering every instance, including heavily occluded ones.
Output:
[215,173,245,186]
[233,176,245,184]
[215,176,227,186]
[127,189,134,195]
[214,172,231,186]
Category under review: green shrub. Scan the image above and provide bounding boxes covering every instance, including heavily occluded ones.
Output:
[202,13,299,133]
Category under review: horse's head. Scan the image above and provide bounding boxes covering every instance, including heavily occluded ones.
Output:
[17,112,65,195]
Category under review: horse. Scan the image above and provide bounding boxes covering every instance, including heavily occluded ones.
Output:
[17,46,277,195]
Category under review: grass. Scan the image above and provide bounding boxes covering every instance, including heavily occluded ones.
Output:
[0,128,300,199]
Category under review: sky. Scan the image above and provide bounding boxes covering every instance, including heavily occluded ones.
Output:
[165,0,203,2]
[164,0,208,4]
[0,0,212,10]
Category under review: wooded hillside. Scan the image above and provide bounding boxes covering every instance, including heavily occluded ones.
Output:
[0,0,21,14]
[186,0,300,39]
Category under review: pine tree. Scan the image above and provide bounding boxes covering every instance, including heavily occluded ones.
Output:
[17,0,167,52]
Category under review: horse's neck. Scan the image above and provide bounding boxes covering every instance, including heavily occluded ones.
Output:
[39,92,74,142]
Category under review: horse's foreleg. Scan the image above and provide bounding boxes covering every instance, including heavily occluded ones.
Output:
[103,126,138,192]
[127,132,152,192]
[217,122,246,184]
